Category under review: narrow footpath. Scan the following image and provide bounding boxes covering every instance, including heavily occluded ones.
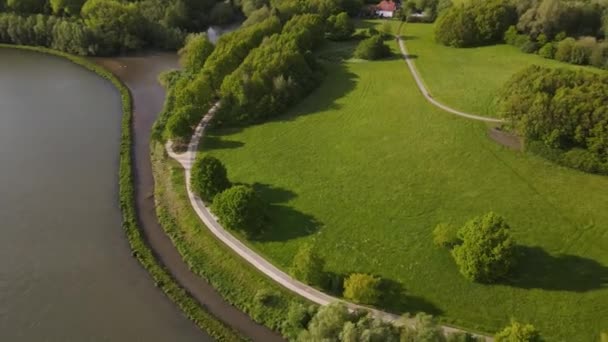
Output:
[167,104,492,341]
[94,55,283,342]
[396,36,505,124]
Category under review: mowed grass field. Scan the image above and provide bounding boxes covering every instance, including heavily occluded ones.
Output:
[403,23,604,117]
[201,30,608,340]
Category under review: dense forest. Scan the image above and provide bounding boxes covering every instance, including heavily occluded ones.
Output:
[499,65,608,174]
[435,0,608,69]
[0,0,274,55]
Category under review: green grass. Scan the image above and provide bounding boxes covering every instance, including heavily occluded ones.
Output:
[201,37,608,341]
[151,143,310,334]
[401,23,605,117]
[0,44,245,342]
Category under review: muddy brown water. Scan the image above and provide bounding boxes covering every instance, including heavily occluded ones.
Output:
[93,54,283,341]
[0,48,207,341]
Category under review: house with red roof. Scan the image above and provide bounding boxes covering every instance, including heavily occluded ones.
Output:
[376,0,397,18]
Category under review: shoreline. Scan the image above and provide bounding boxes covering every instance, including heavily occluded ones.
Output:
[0,44,248,341]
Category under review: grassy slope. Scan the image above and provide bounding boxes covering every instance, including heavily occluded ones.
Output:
[202,34,608,341]
[402,23,604,117]
[0,44,244,341]
[151,142,309,334]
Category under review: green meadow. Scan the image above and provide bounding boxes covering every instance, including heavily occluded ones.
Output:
[196,23,608,341]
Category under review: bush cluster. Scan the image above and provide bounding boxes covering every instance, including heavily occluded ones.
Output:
[434,0,516,47]
[326,12,353,41]
[154,16,283,142]
[354,34,391,60]
[505,26,608,69]
[216,14,325,125]
[498,65,608,174]
[437,0,608,69]
[295,302,490,341]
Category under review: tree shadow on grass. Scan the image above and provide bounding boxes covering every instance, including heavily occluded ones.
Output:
[321,272,442,316]
[505,246,608,292]
[199,133,245,151]
[251,182,321,242]
[378,278,443,316]
[272,63,358,121]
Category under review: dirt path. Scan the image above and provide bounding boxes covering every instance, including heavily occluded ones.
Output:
[167,103,493,341]
[396,37,505,124]
[94,55,283,342]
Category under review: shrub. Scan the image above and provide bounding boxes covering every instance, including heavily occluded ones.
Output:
[560,148,604,174]
[590,42,608,69]
[354,35,391,60]
[504,25,518,45]
[538,42,555,59]
[164,106,195,142]
[433,223,459,248]
[435,7,478,47]
[495,320,542,342]
[280,302,316,340]
[254,288,278,306]
[290,243,326,286]
[555,37,575,62]
[326,12,354,41]
[519,40,539,54]
[178,33,214,73]
[451,212,515,282]
[343,273,381,304]
[190,155,231,202]
[435,0,515,47]
[211,185,266,237]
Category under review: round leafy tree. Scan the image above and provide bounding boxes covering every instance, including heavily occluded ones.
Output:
[451,212,515,283]
[495,320,541,342]
[343,273,381,305]
[290,244,325,286]
[211,185,265,237]
[178,33,215,73]
[326,12,354,41]
[190,155,230,202]
[354,35,391,60]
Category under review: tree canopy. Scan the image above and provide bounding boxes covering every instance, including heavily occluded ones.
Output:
[451,212,516,282]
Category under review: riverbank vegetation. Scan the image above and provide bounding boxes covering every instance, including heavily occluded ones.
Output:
[0,44,244,341]
[0,0,271,55]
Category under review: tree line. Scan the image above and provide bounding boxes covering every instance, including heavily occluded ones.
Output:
[434,0,608,69]
[0,0,254,55]
[498,65,608,174]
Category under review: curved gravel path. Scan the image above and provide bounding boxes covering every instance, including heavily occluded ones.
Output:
[95,56,283,342]
[167,103,492,341]
[397,37,505,124]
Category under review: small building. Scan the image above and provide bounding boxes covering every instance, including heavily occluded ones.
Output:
[376,0,397,18]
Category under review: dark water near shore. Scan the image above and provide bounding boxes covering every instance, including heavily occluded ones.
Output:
[0,48,208,341]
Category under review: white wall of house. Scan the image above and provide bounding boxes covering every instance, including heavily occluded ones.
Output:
[376,10,394,17]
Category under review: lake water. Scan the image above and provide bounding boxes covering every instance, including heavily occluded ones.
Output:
[0,48,209,341]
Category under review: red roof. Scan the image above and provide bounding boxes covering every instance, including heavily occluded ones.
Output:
[377,0,396,11]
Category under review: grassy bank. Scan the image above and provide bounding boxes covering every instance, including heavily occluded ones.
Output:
[0,44,243,341]
[151,142,309,334]
[200,35,608,341]
[401,23,604,117]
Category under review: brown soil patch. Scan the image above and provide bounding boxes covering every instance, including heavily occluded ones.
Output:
[488,127,522,151]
